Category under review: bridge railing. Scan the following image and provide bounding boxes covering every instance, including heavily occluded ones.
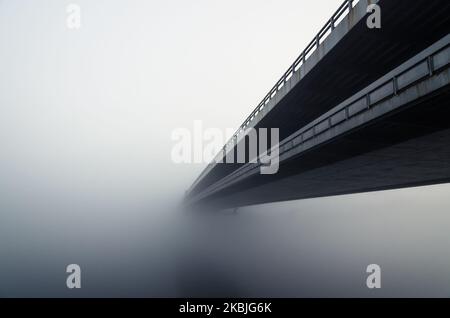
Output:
[222,0,356,149]
[188,0,358,194]
[190,37,450,201]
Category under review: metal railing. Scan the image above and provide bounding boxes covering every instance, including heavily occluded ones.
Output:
[188,0,357,194]
[222,0,356,149]
[191,39,450,201]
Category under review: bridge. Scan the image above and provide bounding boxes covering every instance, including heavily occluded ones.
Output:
[185,0,450,208]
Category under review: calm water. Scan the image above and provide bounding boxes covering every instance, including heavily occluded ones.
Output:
[1,184,450,297]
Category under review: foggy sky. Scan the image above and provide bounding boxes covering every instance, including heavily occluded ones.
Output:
[1,0,450,297]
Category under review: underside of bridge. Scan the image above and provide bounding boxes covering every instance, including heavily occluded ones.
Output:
[186,0,450,208]
[198,85,450,208]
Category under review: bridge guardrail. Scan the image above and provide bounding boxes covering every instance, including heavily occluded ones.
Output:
[188,0,358,193]
[192,36,450,202]
[223,0,356,148]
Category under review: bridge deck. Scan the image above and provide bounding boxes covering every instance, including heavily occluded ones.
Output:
[188,35,450,207]
[187,0,450,207]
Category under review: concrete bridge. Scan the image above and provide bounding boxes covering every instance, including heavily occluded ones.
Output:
[186,0,450,208]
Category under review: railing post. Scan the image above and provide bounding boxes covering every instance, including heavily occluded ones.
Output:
[316,34,320,48]
[348,0,353,12]
[427,56,434,76]
[330,17,335,30]
[393,76,398,95]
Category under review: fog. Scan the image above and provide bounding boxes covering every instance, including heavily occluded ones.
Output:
[1,0,450,297]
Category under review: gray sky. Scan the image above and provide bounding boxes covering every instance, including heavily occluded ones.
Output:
[0,0,342,205]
